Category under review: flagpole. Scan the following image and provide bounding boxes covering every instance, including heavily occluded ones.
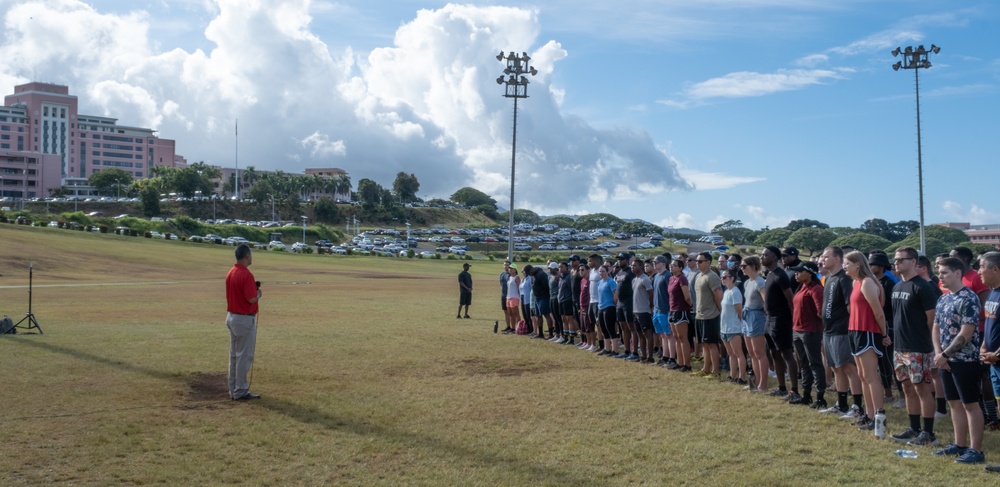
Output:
[235,119,239,200]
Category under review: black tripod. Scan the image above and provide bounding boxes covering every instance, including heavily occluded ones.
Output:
[15,262,42,334]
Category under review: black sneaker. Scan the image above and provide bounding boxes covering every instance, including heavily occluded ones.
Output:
[656,358,669,367]
[858,417,874,431]
[891,428,920,443]
[907,430,940,446]
[790,395,812,405]
[810,399,828,410]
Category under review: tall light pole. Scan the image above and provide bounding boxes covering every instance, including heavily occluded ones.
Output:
[496,50,537,263]
[301,215,308,244]
[892,44,940,255]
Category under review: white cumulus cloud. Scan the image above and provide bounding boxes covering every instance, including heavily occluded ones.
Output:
[0,0,691,212]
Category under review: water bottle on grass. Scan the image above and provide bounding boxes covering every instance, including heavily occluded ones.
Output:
[874,409,886,439]
[894,449,918,458]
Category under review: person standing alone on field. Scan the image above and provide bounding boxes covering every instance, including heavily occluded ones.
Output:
[458,263,473,319]
[227,243,262,401]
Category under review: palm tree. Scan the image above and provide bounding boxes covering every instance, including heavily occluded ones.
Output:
[336,173,352,201]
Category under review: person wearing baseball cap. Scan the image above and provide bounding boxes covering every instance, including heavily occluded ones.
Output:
[782,247,804,294]
[615,252,638,359]
[790,261,826,407]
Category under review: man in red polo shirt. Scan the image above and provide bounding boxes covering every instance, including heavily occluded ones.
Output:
[227,244,262,400]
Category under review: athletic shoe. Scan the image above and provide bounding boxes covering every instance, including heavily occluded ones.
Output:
[810,399,828,410]
[457,315,462,319]
[986,419,1000,431]
[955,449,985,464]
[614,352,630,359]
[768,389,789,398]
[858,418,874,431]
[703,373,721,380]
[589,345,599,352]
[555,337,567,344]
[907,430,939,446]
[783,392,802,403]
[625,354,640,362]
[891,397,907,409]
[819,405,845,414]
[891,428,921,443]
[735,378,748,386]
[985,464,1000,473]
[655,358,668,366]
[789,394,812,405]
[934,410,949,418]
[692,370,709,377]
[666,362,682,370]
[840,404,862,421]
[933,443,968,456]
[679,365,692,372]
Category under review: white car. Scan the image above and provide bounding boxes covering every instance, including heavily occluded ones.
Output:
[290,242,310,253]
[330,247,347,255]
[449,246,467,255]
[269,241,286,251]
[420,251,437,257]
[47,221,59,227]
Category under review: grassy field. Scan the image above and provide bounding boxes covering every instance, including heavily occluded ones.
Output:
[1,223,999,485]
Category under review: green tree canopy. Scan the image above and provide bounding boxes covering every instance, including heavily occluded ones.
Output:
[497,209,541,225]
[450,187,497,209]
[540,216,576,229]
[392,172,420,203]
[785,219,829,232]
[754,228,792,248]
[712,219,755,244]
[357,178,383,210]
[886,236,949,257]
[313,196,341,224]
[620,220,663,236]
[139,186,160,217]
[890,225,969,254]
[829,232,892,253]
[88,168,133,197]
[784,227,836,256]
[575,213,624,231]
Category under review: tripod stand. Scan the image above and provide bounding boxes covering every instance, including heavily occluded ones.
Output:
[14,262,42,334]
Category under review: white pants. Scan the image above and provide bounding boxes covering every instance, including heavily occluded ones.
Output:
[226,312,257,399]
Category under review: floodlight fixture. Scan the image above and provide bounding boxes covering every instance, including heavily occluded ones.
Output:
[890,44,940,255]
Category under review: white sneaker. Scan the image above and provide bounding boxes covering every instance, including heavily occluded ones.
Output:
[819,405,844,414]
[588,345,599,352]
[840,404,862,420]
[891,397,907,409]
[555,337,567,344]
[934,410,949,418]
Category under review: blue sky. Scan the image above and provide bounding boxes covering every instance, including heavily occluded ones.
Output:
[1,1,996,231]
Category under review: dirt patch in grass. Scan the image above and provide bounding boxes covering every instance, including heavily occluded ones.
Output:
[456,357,556,377]
[178,372,232,409]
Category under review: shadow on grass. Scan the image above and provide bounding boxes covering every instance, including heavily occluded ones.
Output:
[260,397,597,486]
[13,338,182,382]
[10,338,596,485]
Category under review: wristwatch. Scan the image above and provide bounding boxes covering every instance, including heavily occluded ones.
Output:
[941,352,951,359]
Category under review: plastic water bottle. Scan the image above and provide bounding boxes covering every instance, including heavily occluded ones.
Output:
[874,409,887,440]
[494,320,499,333]
[894,449,918,458]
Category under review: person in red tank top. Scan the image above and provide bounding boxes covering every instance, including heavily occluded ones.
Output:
[844,251,889,434]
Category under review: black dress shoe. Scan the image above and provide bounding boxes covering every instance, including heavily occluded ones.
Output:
[234,392,261,400]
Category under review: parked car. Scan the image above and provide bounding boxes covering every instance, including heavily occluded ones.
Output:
[513,243,532,251]
[269,241,286,251]
[290,242,310,253]
[420,251,437,257]
[330,247,347,254]
[538,244,555,251]
[449,246,467,256]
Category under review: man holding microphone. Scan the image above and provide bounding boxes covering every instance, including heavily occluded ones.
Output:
[227,244,262,401]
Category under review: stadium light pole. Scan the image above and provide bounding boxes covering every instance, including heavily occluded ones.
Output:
[301,215,308,244]
[496,50,537,263]
[892,44,940,255]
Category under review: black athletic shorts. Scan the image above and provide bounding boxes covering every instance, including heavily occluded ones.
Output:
[940,361,982,404]
[616,306,634,324]
[634,312,654,332]
[764,315,793,351]
[695,316,721,344]
[560,300,575,317]
[460,290,472,306]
